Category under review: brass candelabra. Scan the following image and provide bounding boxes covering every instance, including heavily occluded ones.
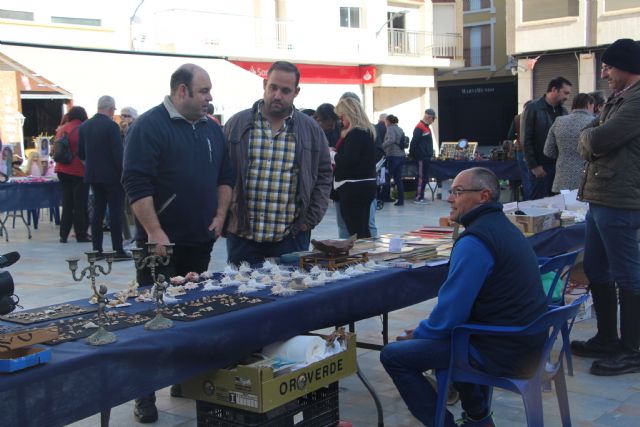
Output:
[66,250,117,345]
[131,242,175,330]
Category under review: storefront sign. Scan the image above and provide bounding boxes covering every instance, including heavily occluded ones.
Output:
[460,86,496,95]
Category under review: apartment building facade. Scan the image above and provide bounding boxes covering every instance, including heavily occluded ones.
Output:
[506,0,640,111]
[0,0,464,152]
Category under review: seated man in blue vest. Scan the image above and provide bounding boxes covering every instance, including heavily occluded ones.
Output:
[380,167,547,427]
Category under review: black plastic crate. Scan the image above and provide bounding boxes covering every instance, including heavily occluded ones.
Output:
[196,382,339,427]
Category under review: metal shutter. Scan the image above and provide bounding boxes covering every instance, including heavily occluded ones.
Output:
[532,53,579,107]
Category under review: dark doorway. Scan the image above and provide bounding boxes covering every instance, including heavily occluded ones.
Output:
[21,98,65,149]
[438,81,517,148]
[387,12,406,30]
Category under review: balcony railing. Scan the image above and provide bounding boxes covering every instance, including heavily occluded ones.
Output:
[387,29,462,59]
[153,10,462,62]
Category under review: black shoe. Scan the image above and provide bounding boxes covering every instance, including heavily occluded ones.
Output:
[134,394,158,423]
[571,337,621,358]
[456,411,496,427]
[393,201,404,206]
[113,251,132,262]
[76,236,91,243]
[590,350,640,376]
[170,384,183,398]
[59,237,68,243]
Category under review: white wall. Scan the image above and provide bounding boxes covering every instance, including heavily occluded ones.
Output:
[512,0,585,54]
[295,83,363,114]
[596,2,640,45]
[0,0,131,48]
[0,44,264,118]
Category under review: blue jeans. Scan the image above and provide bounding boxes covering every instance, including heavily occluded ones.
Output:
[528,163,555,200]
[336,200,377,238]
[388,156,405,203]
[369,199,378,237]
[583,203,640,293]
[226,230,311,265]
[380,339,489,427]
[515,151,531,201]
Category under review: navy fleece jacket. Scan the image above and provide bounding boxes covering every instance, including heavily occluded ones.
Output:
[122,101,234,245]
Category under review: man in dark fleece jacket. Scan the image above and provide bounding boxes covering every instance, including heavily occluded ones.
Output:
[381,167,546,427]
[122,63,234,424]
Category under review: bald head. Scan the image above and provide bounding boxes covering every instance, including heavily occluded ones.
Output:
[169,63,213,122]
[170,64,208,97]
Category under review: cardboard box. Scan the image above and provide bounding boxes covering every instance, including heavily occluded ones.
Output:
[565,292,593,323]
[182,333,357,413]
[506,208,561,235]
[0,325,58,353]
[0,346,52,372]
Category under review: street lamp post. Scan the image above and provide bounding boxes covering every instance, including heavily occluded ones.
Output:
[129,0,146,50]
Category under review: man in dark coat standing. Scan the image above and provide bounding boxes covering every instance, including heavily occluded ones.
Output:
[572,39,640,376]
[521,77,572,200]
[78,95,130,260]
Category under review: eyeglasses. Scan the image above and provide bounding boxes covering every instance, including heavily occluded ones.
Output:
[121,114,132,119]
[450,188,484,197]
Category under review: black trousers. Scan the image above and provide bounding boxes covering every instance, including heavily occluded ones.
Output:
[58,172,89,240]
[337,180,377,238]
[90,183,124,253]
[135,240,214,286]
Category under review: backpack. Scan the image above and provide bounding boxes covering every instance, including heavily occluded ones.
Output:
[398,134,409,150]
[53,128,77,164]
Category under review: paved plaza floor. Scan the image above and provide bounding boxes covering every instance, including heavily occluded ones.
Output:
[1,199,638,426]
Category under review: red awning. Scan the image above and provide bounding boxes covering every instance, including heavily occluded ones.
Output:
[231,61,375,85]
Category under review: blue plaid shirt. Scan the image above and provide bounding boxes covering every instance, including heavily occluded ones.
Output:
[239,102,299,242]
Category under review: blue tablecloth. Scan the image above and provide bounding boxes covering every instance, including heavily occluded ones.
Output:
[0,181,62,212]
[0,266,448,427]
[528,223,585,257]
[428,160,521,181]
[0,224,585,426]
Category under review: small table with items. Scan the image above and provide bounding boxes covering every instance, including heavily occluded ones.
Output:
[428,160,520,201]
[0,179,62,241]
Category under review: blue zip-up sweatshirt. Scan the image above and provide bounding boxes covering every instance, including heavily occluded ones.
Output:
[415,202,547,378]
[122,97,234,245]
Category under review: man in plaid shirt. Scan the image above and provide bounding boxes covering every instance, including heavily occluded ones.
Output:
[224,61,332,264]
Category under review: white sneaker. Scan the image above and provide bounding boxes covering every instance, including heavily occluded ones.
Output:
[413,199,428,205]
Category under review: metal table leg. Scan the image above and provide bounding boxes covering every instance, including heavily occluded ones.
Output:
[13,211,32,239]
[382,313,389,345]
[100,409,110,426]
[0,212,8,242]
[356,360,384,427]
